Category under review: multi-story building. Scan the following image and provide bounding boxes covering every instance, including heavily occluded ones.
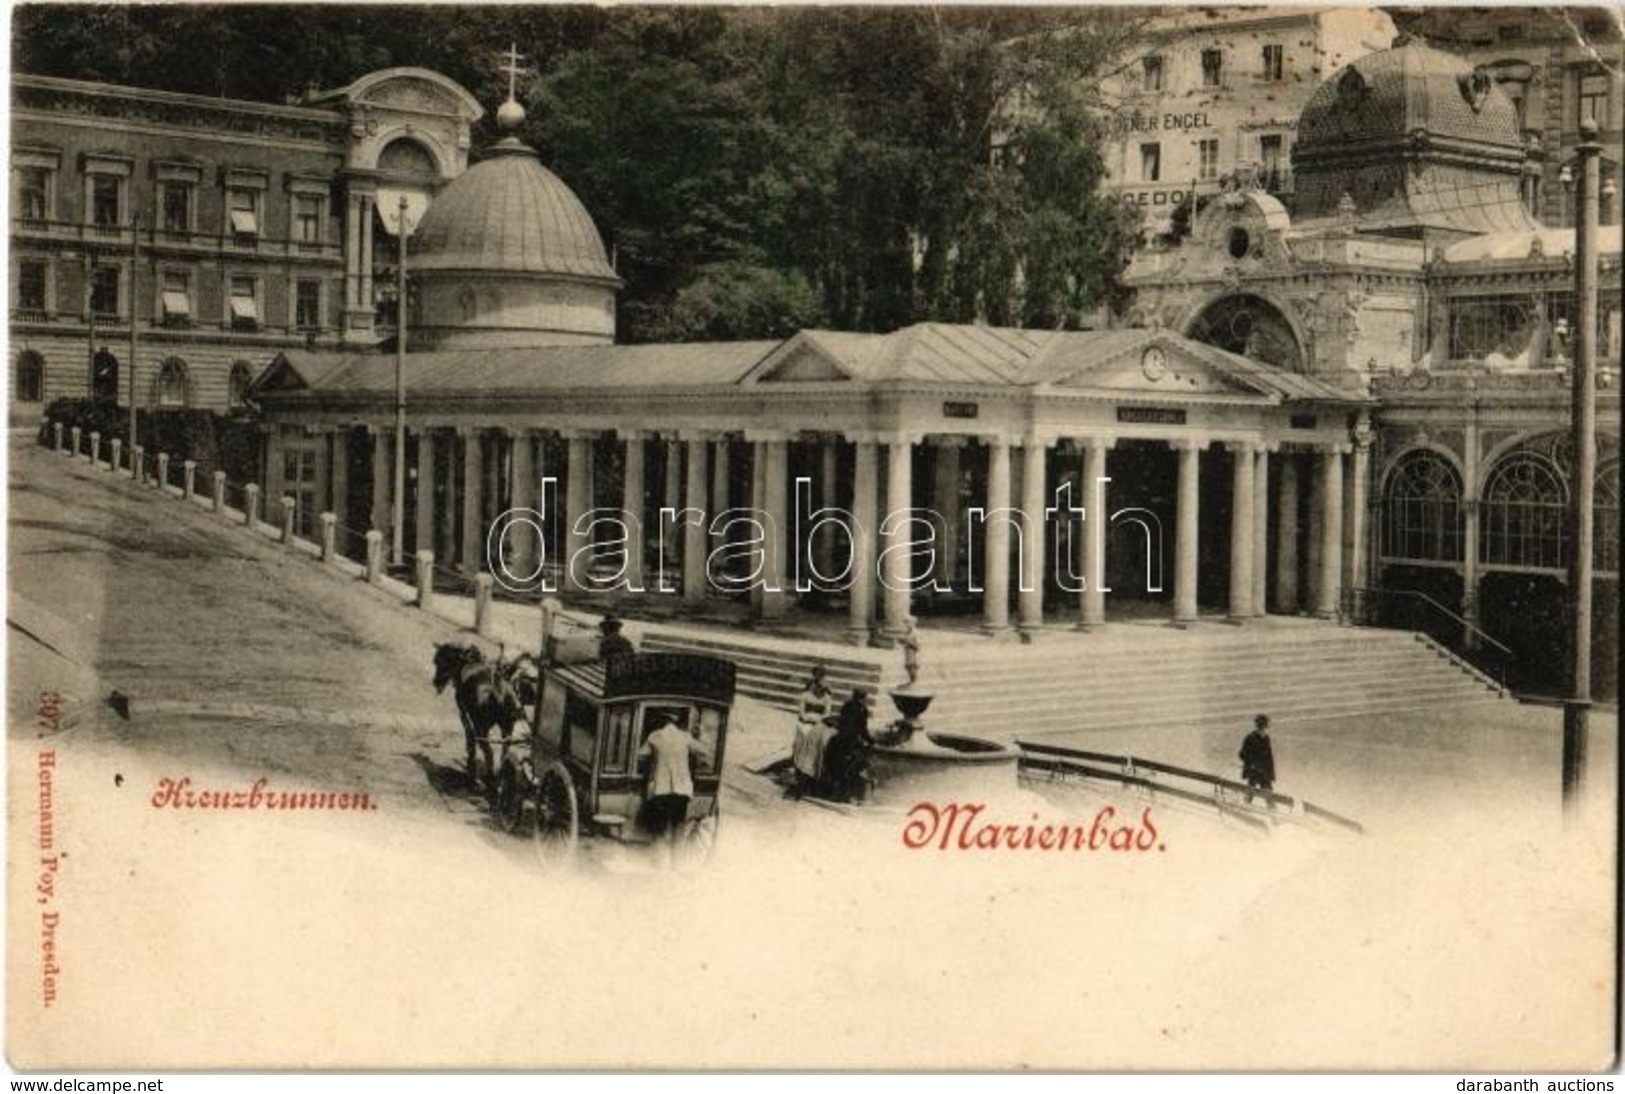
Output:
[1386,6,1623,229]
[8,69,481,415]
[1098,7,1398,233]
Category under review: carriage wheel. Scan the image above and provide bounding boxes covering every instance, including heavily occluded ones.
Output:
[495,759,530,835]
[529,762,578,868]
[675,797,721,874]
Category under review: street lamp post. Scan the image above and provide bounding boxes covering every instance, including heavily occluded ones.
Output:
[127,214,141,461]
[391,194,410,567]
[1561,118,1601,814]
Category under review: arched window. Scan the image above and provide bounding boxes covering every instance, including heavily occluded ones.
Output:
[15,351,44,403]
[1598,460,1619,573]
[91,349,119,403]
[1482,454,1567,569]
[1382,451,1463,562]
[377,139,438,179]
[155,357,189,408]
[227,360,254,410]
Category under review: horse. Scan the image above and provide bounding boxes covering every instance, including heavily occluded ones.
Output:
[431,642,532,792]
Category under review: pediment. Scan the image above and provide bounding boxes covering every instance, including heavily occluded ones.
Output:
[1043,339,1267,398]
[741,333,863,384]
[254,355,309,394]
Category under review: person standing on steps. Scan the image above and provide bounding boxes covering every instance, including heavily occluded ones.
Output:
[1239,714,1276,806]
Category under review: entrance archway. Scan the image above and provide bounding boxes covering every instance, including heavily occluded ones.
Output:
[1186,293,1305,373]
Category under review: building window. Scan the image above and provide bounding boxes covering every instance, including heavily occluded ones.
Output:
[293,194,323,245]
[160,270,191,325]
[161,183,193,234]
[155,358,190,408]
[17,260,48,313]
[227,188,259,242]
[1381,451,1464,562]
[1142,55,1164,93]
[1140,142,1161,182]
[295,279,322,330]
[91,349,119,403]
[16,351,45,403]
[89,266,120,319]
[1579,73,1609,127]
[17,166,50,222]
[1197,139,1220,180]
[228,361,254,410]
[1261,44,1283,82]
[90,175,122,228]
[1201,48,1223,88]
[1259,135,1286,192]
[228,275,259,330]
[1481,454,1567,570]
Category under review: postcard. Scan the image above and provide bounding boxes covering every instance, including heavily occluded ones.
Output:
[6,4,1619,1072]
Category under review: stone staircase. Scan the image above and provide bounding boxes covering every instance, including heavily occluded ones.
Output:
[642,620,1512,739]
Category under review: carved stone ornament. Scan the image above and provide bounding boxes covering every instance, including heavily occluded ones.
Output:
[1337,66,1369,110]
[1459,67,1494,114]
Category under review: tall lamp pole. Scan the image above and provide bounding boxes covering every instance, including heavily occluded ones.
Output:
[1561,117,1600,814]
[127,213,141,457]
[391,194,410,567]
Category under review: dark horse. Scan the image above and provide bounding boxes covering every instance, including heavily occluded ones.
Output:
[431,642,534,792]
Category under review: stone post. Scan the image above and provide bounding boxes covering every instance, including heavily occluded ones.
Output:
[364,529,384,583]
[132,445,144,484]
[280,496,296,543]
[416,551,435,609]
[71,426,82,458]
[244,483,261,528]
[156,452,169,490]
[88,432,101,466]
[320,512,337,561]
[52,422,64,453]
[1173,440,1202,626]
[473,572,493,635]
[212,471,227,514]
[111,439,123,475]
[182,460,196,500]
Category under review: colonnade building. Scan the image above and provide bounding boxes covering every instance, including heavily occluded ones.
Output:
[250,36,1620,697]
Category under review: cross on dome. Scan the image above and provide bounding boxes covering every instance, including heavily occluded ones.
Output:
[496,43,528,130]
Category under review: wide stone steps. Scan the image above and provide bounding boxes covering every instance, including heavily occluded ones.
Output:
[639,623,1511,739]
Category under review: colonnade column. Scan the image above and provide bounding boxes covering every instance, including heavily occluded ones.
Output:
[683,434,710,605]
[564,432,593,594]
[815,440,840,580]
[414,428,436,557]
[330,430,350,553]
[881,435,915,639]
[1252,446,1271,618]
[1228,441,1257,622]
[622,431,646,591]
[370,427,390,536]
[1017,438,1048,637]
[982,439,1012,634]
[437,430,457,563]
[930,440,962,588]
[711,437,733,565]
[848,437,878,645]
[1078,437,1110,631]
[1344,417,1372,598]
[459,428,482,573]
[359,193,375,310]
[1172,439,1202,626]
[1315,445,1346,619]
[508,428,535,577]
[1274,456,1300,612]
[1462,414,1482,648]
[662,437,683,591]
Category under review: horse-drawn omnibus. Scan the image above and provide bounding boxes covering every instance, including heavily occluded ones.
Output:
[488,613,737,868]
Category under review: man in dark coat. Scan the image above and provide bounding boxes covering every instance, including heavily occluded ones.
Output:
[822,688,875,802]
[598,615,635,661]
[1239,714,1276,805]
